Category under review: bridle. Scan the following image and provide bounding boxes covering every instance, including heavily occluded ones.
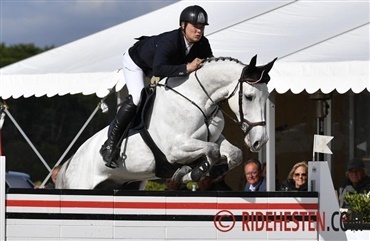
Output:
[194,63,267,136]
[234,65,267,135]
[159,62,268,140]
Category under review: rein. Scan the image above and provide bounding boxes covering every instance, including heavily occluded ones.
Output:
[157,61,267,139]
[157,81,218,142]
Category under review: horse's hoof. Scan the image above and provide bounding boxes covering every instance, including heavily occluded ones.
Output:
[190,161,210,182]
[172,166,192,183]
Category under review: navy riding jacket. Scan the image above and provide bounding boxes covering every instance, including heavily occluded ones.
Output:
[128,28,213,78]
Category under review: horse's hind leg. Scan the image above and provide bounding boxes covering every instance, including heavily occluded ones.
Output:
[190,158,214,182]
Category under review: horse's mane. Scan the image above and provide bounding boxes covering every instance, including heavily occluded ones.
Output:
[202,56,270,84]
[203,56,245,65]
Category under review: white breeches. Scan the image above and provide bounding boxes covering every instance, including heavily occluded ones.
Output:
[122,50,145,105]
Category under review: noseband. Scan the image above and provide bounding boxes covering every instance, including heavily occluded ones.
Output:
[226,65,267,135]
[237,78,266,135]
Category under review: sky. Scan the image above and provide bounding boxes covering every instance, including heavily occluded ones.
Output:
[1,0,178,48]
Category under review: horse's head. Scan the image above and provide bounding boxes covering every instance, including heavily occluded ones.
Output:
[228,55,277,152]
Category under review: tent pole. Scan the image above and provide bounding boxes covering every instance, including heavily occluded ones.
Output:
[0,101,6,156]
[40,96,109,187]
[2,106,51,172]
[265,92,276,191]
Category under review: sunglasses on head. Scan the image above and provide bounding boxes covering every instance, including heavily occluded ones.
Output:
[294,173,307,177]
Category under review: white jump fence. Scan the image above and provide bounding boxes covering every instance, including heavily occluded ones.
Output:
[1,158,369,240]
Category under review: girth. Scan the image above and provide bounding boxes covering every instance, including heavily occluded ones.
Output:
[130,86,181,178]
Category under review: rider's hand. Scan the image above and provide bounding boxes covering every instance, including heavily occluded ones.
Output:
[186,58,203,73]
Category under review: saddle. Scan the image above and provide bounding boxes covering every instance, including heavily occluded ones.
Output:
[125,84,181,178]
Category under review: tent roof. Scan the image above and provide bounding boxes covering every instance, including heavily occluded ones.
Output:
[1,0,369,99]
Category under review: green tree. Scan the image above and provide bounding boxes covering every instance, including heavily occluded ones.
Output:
[1,43,116,182]
[0,43,53,67]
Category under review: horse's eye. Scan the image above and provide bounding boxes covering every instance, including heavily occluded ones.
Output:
[245,95,253,101]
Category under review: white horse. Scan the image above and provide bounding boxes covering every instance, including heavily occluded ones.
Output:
[56,55,276,189]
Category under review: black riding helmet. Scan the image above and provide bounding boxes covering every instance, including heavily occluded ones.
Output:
[179,5,209,26]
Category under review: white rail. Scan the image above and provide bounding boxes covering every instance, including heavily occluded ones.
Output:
[1,156,6,240]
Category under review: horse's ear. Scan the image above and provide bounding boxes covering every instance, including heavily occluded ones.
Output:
[249,55,257,68]
[264,57,278,73]
[242,56,277,84]
[259,58,277,84]
[244,55,258,75]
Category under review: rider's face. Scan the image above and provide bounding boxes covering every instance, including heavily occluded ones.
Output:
[182,22,205,43]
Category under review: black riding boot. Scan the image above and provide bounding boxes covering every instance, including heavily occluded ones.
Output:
[100,95,136,168]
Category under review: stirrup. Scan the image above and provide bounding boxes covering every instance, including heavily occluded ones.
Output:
[100,141,120,169]
[105,155,119,169]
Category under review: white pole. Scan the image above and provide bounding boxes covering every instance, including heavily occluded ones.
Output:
[0,156,6,241]
[40,99,105,187]
[3,108,51,172]
[266,93,276,191]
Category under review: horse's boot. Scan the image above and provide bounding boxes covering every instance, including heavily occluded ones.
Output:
[100,95,136,168]
[209,163,229,179]
[190,160,210,182]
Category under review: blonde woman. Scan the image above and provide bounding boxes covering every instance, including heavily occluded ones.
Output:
[280,161,308,191]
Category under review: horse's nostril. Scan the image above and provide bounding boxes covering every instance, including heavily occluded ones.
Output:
[253,142,260,150]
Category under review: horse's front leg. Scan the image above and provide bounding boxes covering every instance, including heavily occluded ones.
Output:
[169,139,221,182]
[209,135,242,178]
[218,134,242,170]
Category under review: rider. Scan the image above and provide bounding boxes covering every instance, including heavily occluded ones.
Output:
[100,5,214,168]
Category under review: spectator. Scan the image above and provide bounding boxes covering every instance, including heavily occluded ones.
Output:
[244,159,266,192]
[280,161,308,191]
[197,176,232,191]
[338,158,370,207]
[165,178,187,191]
[45,165,62,189]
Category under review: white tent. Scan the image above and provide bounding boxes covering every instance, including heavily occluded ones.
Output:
[1,0,369,99]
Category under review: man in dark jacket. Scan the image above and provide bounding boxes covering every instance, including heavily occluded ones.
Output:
[244,159,267,192]
[100,5,213,168]
[338,158,370,207]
